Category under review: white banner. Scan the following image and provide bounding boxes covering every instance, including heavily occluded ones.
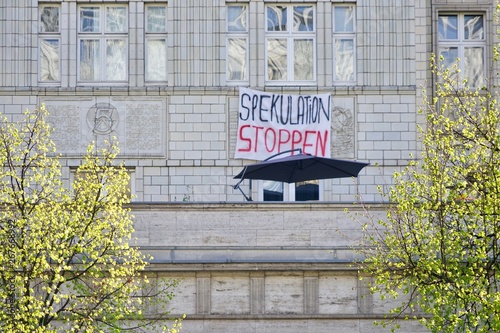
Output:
[235,88,331,160]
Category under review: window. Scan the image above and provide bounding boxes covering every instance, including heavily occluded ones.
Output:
[78,5,128,83]
[333,5,356,83]
[265,5,315,83]
[261,180,320,202]
[39,5,60,82]
[438,13,485,87]
[145,4,167,82]
[226,5,248,82]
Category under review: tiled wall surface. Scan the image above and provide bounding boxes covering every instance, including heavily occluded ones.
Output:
[0,0,439,202]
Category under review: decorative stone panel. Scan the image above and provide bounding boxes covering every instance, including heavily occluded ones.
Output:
[40,97,167,157]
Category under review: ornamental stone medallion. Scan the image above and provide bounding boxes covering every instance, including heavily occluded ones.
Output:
[86,103,119,135]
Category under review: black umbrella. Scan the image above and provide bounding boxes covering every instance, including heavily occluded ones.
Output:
[234,153,369,183]
[233,152,369,201]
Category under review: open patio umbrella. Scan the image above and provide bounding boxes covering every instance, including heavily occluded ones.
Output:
[233,152,369,201]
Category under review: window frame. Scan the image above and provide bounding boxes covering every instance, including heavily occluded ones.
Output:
[226,4,249,84]
[264,4,317,86]
[77,4,129,84]
[436,11,486,88]
[144,4,168,84]
[258,180,323,202]
[39,4,61,84]
[332,4,356,85]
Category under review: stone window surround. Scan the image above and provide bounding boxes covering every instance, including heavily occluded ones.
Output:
[77,4,129,83]
[224,1,360,87]
[37,2,169,87]
[332,4,356,85]
[226,4,249,84]
[39,4,61,84]
[432,3,495,88]
[145,3,168,83]
[264,4,317,85]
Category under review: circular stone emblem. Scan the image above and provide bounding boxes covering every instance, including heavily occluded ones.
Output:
[87,103,119,135]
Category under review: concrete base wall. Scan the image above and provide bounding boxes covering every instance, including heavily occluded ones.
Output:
[131,203,428,333]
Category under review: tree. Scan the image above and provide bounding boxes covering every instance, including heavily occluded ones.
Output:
[358,53,500,333]
[0,105,181,333]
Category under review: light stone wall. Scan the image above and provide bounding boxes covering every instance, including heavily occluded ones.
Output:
[0,0,433,202]
[132,203,427,333]
[357,1,415,86]
[132,203,370,252]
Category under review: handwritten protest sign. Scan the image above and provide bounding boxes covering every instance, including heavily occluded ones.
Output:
[235,88,331,160]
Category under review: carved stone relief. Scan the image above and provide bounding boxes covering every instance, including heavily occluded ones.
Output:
[40,98,166,157]
[331,97,355,159]
[45,102,83,152]
[86,103,119,135]
[124,102,163,153]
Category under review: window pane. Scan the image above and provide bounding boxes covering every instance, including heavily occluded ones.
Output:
[227,6,247,32]
[106,39,126,81]
[293,6,314,32]
[80,39,100,80]
[294,39,313,80]
[40,39,59,81]
[334,6,354,32]
[267,6,287,31]
[438,46,460,83]
[438,15,458,40]
[267,38,287,80]
[106,7,127,33]
[335,39,354,81]
[439,47,458,68]
[439,46,458,70]
[228,38,247,80]
[147,6,166,33]
[464,47,484,87]
[40,7,59,33]
[80,7,100,33]
[464,15,484,40]
[146,39,167,81]
[263,181,283,201]
[295,181,319,201]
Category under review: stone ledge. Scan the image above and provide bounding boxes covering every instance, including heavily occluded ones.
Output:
[0,86,417,96]
[145,261,361,272]
[163,314,422,320]
[129,201,389,211]
[141,246,363,264]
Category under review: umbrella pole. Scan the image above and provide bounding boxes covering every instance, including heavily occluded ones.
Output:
[233,167,252,201]
[249,179,252,201]
[234,180,252,201]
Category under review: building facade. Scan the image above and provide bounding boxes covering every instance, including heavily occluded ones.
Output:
[0,0,497,332]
